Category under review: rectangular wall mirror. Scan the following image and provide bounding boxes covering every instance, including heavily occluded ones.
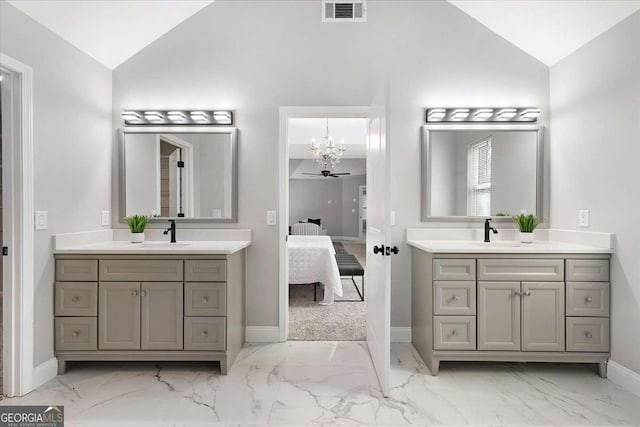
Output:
[421,124,543,221]
[120,127,237,222]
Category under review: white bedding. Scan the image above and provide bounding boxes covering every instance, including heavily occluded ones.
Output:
[288,235,343,305]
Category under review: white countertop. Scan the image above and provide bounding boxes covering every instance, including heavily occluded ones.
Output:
[407,239,613,254]
[54,240,251,255]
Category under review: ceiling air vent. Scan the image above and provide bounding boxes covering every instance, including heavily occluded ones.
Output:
[322,1,367,22]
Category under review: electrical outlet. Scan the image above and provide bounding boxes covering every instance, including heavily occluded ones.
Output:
[267,210,277,226]
[101,210,110,226]
[578,210,590,227]
[35,211,48,230]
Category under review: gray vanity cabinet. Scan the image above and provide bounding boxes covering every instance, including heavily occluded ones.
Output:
[477,282,521,351]
[99,282,141,350]
[54,251,246,375]
[412,251,610,377]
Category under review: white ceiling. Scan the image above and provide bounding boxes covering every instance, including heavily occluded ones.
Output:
[448,0,640,66]
[288,118,368,160]
[7,0,214,69]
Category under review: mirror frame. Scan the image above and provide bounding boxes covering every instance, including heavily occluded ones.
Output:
[119,126,238,223]
[421,123,544,222]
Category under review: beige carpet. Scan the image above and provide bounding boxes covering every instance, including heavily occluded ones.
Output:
[289,243,366,341]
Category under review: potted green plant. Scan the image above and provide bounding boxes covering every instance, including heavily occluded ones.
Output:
[512,213,542,243]
[126,215,149,243]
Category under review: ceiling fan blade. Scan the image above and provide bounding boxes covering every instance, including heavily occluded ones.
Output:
[301,173,321,176]
[330,175,340,178]
[330,173,351,175]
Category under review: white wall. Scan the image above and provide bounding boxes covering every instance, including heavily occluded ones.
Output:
[289,179,343,235]
[341,175,366,238]
[550,12,640,374]
[112,1,549,328]
[0,3,112,364]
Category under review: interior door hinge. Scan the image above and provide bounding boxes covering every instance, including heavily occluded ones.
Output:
[2,246,8,256]
[177,161,185,168]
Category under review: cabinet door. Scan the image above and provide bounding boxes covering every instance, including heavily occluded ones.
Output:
[141,282,184,350]
[99,282,141,350]
[522,282,565,351]
[478,282,521,350]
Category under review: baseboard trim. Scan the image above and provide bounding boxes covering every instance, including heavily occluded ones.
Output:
[246,326,280,343]
[608,361,640,397]
[32,357,58,389]
[391,327,411,343]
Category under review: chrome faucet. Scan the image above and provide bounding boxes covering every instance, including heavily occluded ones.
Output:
[484,218,498,242]
[164,219,177,243]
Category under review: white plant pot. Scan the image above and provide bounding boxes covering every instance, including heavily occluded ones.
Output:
[519,231,534,243]
[131,232,145,243]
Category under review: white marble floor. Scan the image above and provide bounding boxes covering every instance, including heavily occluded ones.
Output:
[1,342,639,426]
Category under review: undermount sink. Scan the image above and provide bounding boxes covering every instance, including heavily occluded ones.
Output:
[137,242,192,248]
[471,241,524,248]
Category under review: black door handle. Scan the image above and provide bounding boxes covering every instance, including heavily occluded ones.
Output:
[373,245,385,255]
[389,246,399,255]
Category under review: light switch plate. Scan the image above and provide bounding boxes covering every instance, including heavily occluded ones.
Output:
[267,210,277,226]
[101,210,110,226]
[578,209,590,227]
[35,211,48,230]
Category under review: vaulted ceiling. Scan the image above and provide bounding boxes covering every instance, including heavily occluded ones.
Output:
[448,0,640,65]
[6,0,640,69]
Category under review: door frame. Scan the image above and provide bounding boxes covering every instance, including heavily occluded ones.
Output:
[1,53,35,396]
[278,106,369,342]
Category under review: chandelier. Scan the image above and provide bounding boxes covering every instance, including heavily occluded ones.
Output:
[309,119,346,169]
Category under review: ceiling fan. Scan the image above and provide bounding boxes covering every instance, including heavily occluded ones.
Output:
[302,169,351,178]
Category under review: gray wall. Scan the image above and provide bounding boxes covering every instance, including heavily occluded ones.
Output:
[550,12,640,374]
[289,179,343,235]
[0,3,112,364]
[341,175,366,238]
[112,0,550,328]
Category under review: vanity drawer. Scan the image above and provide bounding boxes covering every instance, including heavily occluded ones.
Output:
[55,317,97,351]
[185,283,226,316]
[99,260,183,281]
[478,259,564,282]
[55,282,97,316]
[185,260,226,282]
[184,317,226,351]
[56,260,98,281]
[566,260,609,282]
[566,317,609,352]
[567,282,610,317]
[433,281,476,315]
[433,316,476,350]
[433,259,476,281]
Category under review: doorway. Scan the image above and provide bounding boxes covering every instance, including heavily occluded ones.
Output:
[287,117,368,340]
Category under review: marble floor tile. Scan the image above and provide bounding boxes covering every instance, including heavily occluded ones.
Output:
[1,342,639,426]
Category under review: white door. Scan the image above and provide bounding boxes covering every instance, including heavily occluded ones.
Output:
[366,77,391,396]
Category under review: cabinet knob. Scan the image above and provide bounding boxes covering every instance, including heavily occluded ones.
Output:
[201,330,209,337]
[585,331,593,339]
[450,295,458,302]
[202,296,209,303]
[140,290,147,297]
[449,329,457,337]
[585,296,593,303]
[524,291,531,297]
[131,290,138,296]
[71,296,80,303]
[514,291,522,296]
[72,330,79,337]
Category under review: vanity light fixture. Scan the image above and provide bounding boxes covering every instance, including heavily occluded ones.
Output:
[425,107,540,123]
[190,111,210,122]
[427,108,446,121]
[121,110,234,126]
[121,111,142,122]
[496,108,517,120]
[450,109,470,121]
[473,108,494,120]
[520,108,541,120]
[167,111,187,122]
[144,111,165,123]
